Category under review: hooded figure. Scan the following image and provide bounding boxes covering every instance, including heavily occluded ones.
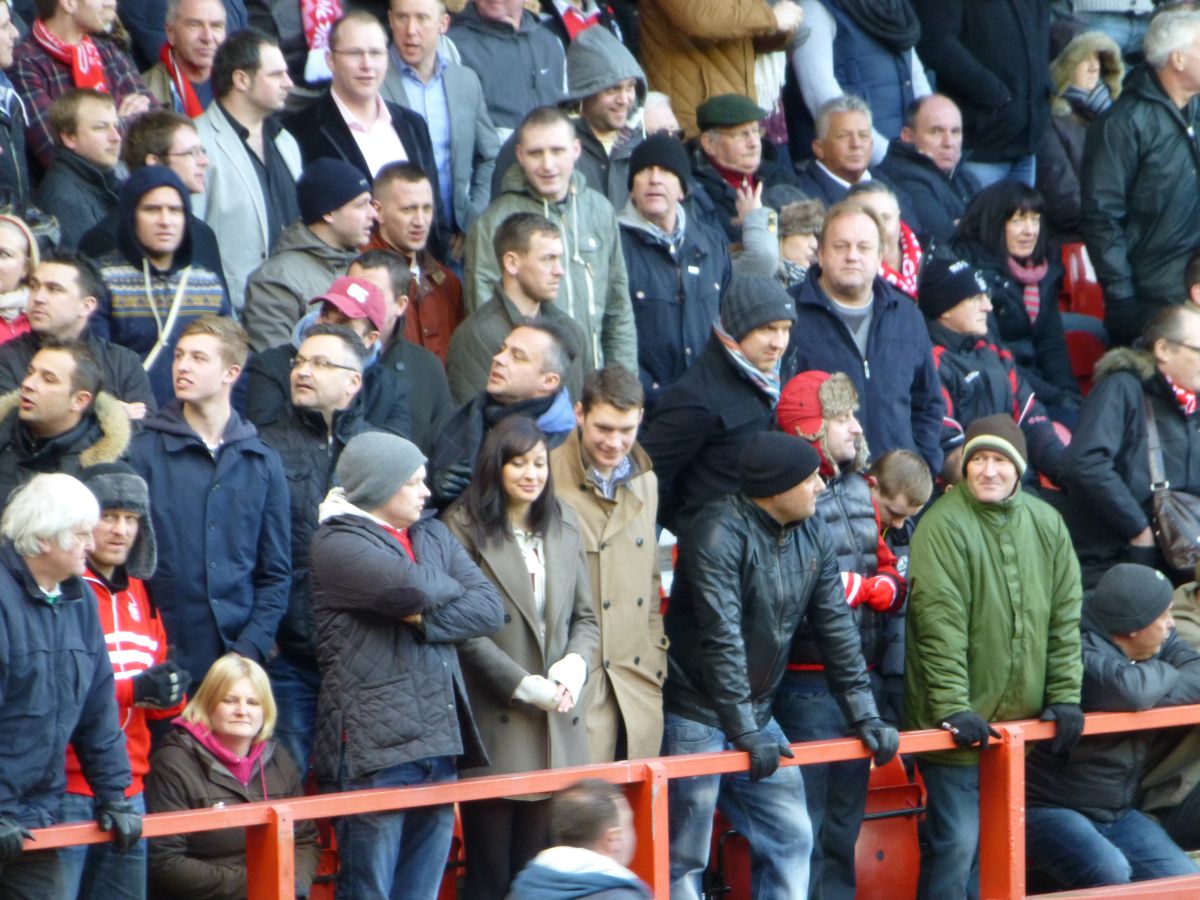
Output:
[92,166,231,405]
[1037,30,1124,242]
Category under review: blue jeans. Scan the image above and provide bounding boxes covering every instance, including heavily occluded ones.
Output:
[772,670,868,900]
[917,760,980,900]
[267,654,321,779]
[57,792,147,900]
[1073,12,1149,59]
[1027,806,1197,888]
[961,156,1036,190]
[333,755,457,900]
[666,712,812,900]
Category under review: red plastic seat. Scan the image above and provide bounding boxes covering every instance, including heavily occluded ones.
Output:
[1065,329,1107,395]
[1061,242,1106,320]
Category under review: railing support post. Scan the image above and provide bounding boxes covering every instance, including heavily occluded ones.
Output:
[246,803,295,900]
[626,761,670,898]
[978,725,1026,900]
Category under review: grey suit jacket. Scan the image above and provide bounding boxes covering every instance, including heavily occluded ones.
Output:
[381,55,500,233]
[193,104,303,315]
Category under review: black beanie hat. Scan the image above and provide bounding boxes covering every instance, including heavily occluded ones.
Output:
[298,159,371,224]
[628,133,691,193]
[720,273,796,341]
[1089,563,1173,633]
[918,256,989,320]
[739,432,821,498]
[962,413,1028,479]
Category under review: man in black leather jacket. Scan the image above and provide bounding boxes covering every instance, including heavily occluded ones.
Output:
[663,431,899,900]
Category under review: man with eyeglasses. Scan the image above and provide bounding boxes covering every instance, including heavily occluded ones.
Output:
[689,93,801,242]
[257,322,375,776]
[1061,304,1200,588]
[244,275,413,438]
[284,11,439,199]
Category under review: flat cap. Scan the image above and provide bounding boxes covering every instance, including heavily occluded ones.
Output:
[697,94,768,132]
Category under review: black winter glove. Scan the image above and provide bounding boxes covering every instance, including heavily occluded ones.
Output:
[734,730,794,783]
[132,661,191,709]
[0,817,33,862]
[940,710,1001,749]
[1041,703,1085,755]
[432,461,473,506]
[854,716,900,766]
[96,799,142,852]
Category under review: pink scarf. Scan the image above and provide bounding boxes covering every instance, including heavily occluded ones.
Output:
[177,719,267,791]
[31,19,109,92]
[1006,256,1049,323]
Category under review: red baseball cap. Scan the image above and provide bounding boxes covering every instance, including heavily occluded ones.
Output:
[310,276,387,332]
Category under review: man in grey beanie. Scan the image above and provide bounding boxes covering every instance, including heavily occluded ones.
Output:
[641,272,795,539]
[664,431,897,898]
[1023,563,1200,890]
[309,430,505,900]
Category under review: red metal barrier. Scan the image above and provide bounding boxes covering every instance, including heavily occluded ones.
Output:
[25,705,1200,899]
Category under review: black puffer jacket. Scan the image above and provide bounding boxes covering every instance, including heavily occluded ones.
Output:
[927,320,1065,481]
[641,333,777,539]
[1081,64,1200,344]
[1026,613,1200,822]
[310,504,505,782]
[1061,348,1200,584]
[951,236,1078,410]
[665,492,878,738]
[258,401,374,668]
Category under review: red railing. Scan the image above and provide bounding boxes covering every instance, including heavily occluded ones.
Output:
[25,705,1200,899]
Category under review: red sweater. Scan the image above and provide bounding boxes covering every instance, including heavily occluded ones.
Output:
[65,568,184,797]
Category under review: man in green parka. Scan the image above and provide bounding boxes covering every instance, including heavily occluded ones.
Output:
[906,413,1084,899]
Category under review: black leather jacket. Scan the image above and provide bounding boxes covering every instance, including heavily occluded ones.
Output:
[664,492,878,737]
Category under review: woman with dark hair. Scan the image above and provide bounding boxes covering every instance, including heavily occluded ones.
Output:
[445,415,599,900]
[952,180,1082,417]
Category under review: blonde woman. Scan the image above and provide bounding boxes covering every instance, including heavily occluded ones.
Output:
[145,654,319,899]
[0,214,37,345]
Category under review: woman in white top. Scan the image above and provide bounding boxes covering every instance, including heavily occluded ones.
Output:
[445,414,599,900]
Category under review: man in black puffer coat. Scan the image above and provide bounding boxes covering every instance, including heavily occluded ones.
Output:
[1080,9,1200,345]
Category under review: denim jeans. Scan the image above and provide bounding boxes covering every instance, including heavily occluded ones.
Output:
[332,755,457,900]
[1072,12,1149,60]
[917,760,980,900]
[772,670,868,900]
[57,791,146,900]
[666,712,812,900]
[960,156,1036,190]
[267,653,321,779]
[1027,806,1197,889]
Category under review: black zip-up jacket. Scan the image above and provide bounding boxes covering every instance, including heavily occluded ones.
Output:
[1026,615,1200,822]
[877,139,980,247]
[664,492,878,738]
[1081,64,1200,344]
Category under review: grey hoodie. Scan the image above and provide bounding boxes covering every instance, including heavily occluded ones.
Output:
[465,165,636,373]
[241,222,359,352]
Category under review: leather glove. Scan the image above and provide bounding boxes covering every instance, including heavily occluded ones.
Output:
[940,710,1001,749]
[854,716,900,766]
[862,576,901,613]
[432,462,473,505]
[734,730,794,783]
[96,799,142,852]
[1041,703,1085,755]
[0,817,33,862]
[132,661,191,709]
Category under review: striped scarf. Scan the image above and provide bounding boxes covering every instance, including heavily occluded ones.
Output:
[714,321,782,404]
[1006,256,1049,322]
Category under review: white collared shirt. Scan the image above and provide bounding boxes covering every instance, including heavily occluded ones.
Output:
[331,88,408,179]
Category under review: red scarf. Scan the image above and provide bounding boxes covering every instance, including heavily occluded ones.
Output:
[561,6,602,39]
[881,221,922,299]
[382,523,417,562]
[1165,373,1198,417]
[159,44,203,118]
[301,0,343,51]
[708,157,757,194]
[31,19,109,92]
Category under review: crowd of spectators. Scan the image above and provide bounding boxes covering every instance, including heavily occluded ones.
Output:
[5,1,1200,899]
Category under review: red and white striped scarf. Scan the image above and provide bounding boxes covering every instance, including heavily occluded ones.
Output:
[31,19,109,92]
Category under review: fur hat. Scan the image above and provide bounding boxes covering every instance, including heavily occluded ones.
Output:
[777,370,869,472]
[1050,31,1123,116]
[779,199,826,239]
[80,463,157,579]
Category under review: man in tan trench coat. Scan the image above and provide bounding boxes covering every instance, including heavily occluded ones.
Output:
[551,366,668,762]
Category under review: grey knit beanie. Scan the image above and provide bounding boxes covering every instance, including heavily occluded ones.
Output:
[337,432,427,510]
[720,273,796,341]
[1089,563,1173,634]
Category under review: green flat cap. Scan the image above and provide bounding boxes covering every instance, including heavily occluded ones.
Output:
[697,93,769,131]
